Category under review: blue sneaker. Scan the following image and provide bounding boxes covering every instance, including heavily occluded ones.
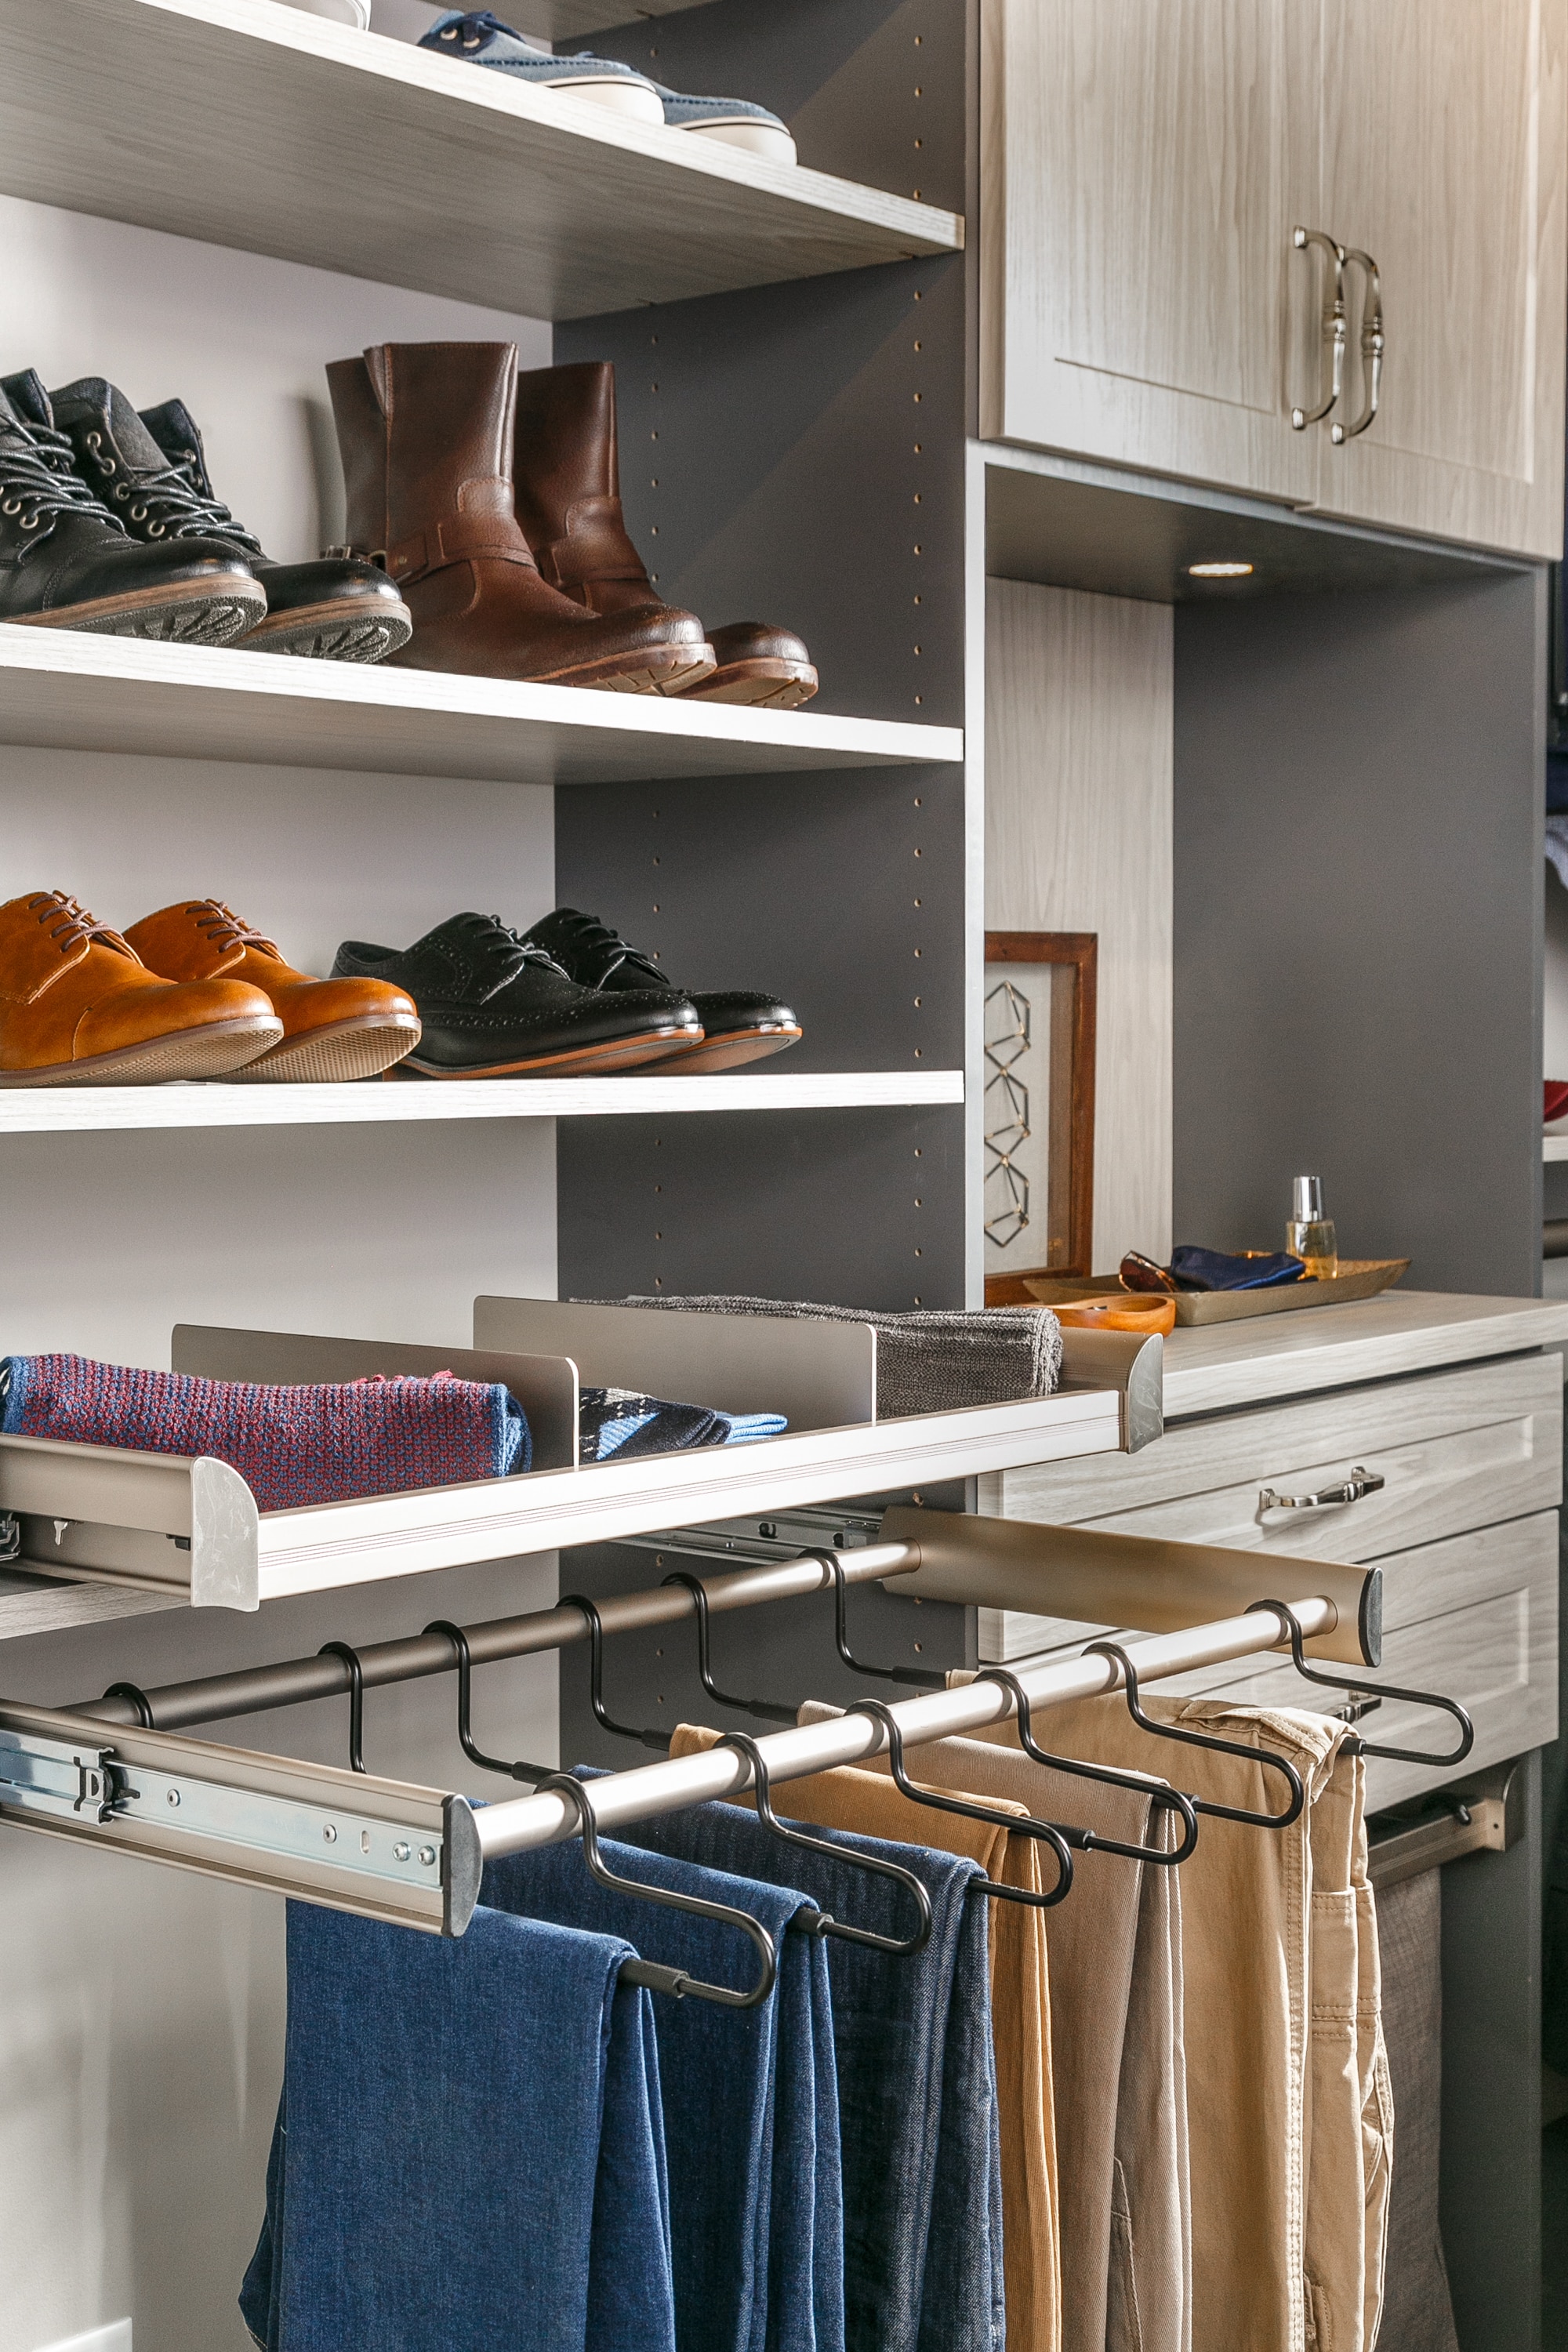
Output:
[648,80,796,165]
[418,10,663,124]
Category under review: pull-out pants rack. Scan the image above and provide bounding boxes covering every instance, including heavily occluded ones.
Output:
[0,1510,1384,1934]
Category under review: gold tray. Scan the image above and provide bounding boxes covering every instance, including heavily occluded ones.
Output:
[1024,1258,1410,1325]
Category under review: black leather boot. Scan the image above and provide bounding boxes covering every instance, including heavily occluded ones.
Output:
[0,376,266,644]
[46,379,412,663]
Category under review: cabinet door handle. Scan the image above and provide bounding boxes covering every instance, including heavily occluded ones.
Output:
[1290,226,1348,429]
[1331,249,1384,442]
[1258,1464,1386,1512]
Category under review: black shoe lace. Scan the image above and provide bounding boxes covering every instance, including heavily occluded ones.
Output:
[0,421,125,540]
[75,429,264,554]
[543,906,663,982]
[467,914,570,987]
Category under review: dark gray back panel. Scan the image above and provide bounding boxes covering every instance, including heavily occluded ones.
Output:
[590,0,965,221]
[1173,572,1545,1297]
[557,1103,963,1308]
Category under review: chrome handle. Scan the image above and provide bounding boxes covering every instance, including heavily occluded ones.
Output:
[1331,249,1383,442]
[1290,226,1347,429]
[1258,1464,1385,1512]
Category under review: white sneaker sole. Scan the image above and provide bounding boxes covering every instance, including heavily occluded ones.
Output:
[678,118,797,165]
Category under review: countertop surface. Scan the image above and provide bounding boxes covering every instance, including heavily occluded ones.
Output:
[1161,1290,1568,1419]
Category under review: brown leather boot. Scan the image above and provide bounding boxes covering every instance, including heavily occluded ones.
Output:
[512,359,818,709]
[326,343,713,695]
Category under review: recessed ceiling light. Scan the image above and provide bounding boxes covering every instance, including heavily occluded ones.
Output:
[1187,561,1254,578]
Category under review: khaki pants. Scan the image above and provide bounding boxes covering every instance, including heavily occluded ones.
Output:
[972,1696,1390,2352]
[801,1702,1190,2352]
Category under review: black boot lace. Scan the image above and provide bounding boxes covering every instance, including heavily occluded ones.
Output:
[0,421,125,544]
[75,428,264,554]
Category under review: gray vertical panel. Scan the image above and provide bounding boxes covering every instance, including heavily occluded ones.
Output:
[1172,574,1544,1294]
[554,253,964,726]
[588,0,964,220]
[557,1103,964,1308]
[1439,1751,1543,2352]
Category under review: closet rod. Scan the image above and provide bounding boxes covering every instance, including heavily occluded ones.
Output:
[69,1542,919,1733]
[472,1597,1341,1861]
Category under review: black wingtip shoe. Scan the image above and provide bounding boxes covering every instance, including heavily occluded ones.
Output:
[331,910,704,1077]
[42,379,411,665]
[523,906,801,1074]
[0,376,267,644]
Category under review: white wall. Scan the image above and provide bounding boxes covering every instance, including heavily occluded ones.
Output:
[0,192,562,2348]
[984,579,1174,1272]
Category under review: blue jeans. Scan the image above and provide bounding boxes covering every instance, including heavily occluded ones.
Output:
[238,1899,675,2352]
[613,1795,1004,2352]
[485,1823,844,2352]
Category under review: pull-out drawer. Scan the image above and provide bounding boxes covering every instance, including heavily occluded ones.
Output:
[1151,1511,1559,1809]
[978,1352,1563,1665]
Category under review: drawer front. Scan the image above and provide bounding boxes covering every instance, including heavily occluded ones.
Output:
[1138,1512,1559,1810]
[978,1353,1562,1664]
[985,1352,1563,1526]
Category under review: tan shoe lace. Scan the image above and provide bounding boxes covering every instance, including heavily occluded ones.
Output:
[187,899,281,958]
[26,890,132,956]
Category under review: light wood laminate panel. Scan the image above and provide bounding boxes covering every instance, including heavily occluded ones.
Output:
[984,581,1173,1269]
[0,1569,182,1642]
[981,0,1319,500]
[1312,0,1568,556]
[1156,1512,1558,1809]
[1158,1294,1568,1420]
[0,629,961,787]
[0,0,960,322]
[989,1349,1563,1526]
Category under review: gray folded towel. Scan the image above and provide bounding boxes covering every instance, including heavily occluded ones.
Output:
[619,1294,1062,1417]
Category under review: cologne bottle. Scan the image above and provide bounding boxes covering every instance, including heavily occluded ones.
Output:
[1287,1175,1338,1279]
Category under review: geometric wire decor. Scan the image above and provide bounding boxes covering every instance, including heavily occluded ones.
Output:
[983,976,1033,1247]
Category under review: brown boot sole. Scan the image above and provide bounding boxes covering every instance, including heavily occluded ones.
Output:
[394,1022,705,1080]
[679,660,819,709]
[13,576,268,647]
[529,646,717,696]
[637,1025,804,1075]
[0,1014,284,1087]
[230,1013,423,1083]
[241,598,414,665]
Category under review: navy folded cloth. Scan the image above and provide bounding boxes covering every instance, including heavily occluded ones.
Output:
[579,1387,786,1464]
[239,1896,675,2352]
[608,1787,1000,2352]
[1168,1246,1305,1291]
[0,1353,530,1508]
[488,1807,844,2352]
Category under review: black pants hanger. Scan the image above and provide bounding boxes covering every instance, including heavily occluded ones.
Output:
[540,1771,780,2008]
[716,1728,932,1955]
[662,1571,798,1725]
[559,1591,671,1754]
[423,1619,553,1785]
[975,1664,1200,1864]
[1246,1600,1475,1768]
[317,1640,366,1773]
[1082,1640,1305,1830]
[848,1696,1075,1905]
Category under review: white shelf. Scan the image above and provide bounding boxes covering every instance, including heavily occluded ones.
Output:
[0,628,960,784]
[0,1068,964,1136]
[0,0,962,321]
[1545,1132,1568,1161]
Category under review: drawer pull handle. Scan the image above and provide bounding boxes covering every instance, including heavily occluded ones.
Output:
[1247,1600,1475,1769]
[1258,1465,1385,1513]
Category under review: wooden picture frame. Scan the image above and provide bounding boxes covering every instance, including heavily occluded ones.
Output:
[982,931,1098,1304]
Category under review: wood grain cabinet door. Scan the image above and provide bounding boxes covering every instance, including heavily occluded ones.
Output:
[1310,0,1567,557]
[980,0,1322,502]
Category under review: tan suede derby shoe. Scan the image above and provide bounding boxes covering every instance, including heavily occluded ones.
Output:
[125,899,422,1083]
[0,891,284,1085]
